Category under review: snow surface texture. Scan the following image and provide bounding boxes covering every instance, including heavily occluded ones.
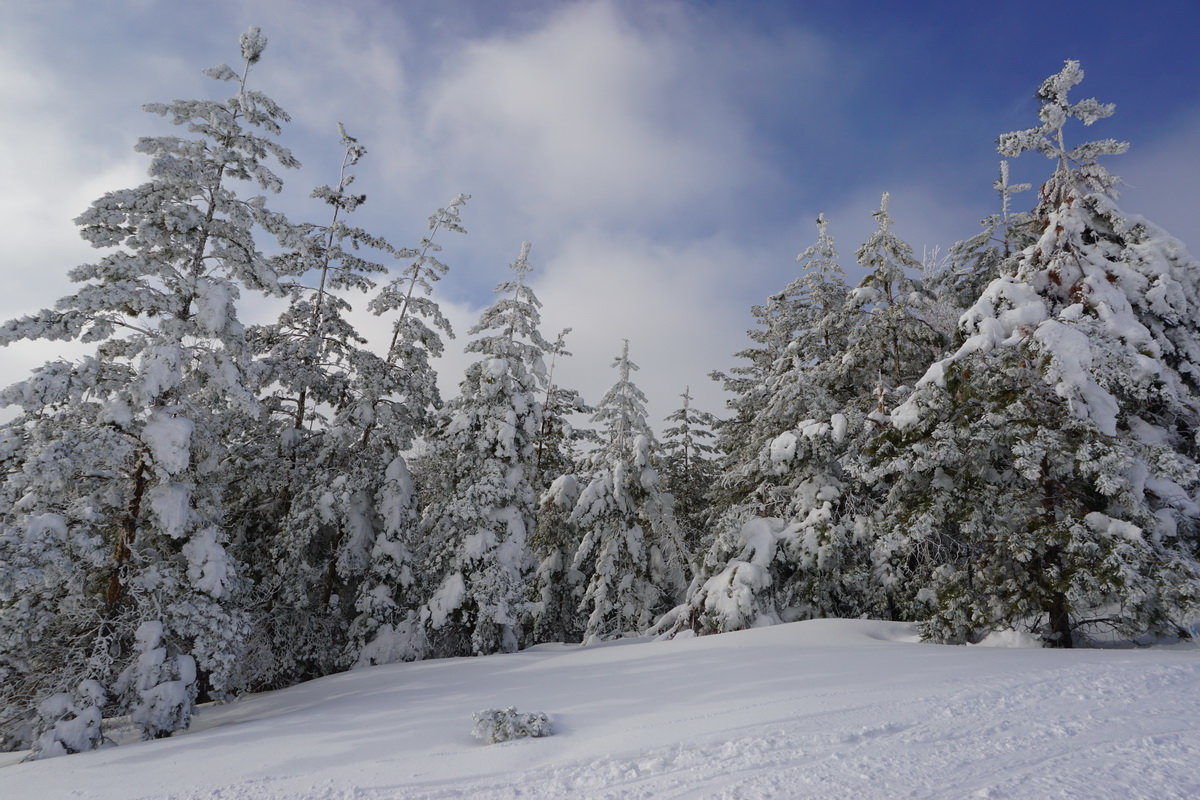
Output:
[4,619,1199,799]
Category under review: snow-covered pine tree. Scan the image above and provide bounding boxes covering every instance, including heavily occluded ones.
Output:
[526,329,591,645]
[785,213,853,365]
[837,194,948,404]
[528,472,585,644]
[930,161,1036,313]
[815,195,956,621]
[656,215,868,637]
[0,28,297,753]
[876,60,1200,646]
[345,193,468,668]
[708,262,808,518]
[570,341,689,642]
[755,213,854,432]
[418,242,547,657]
[660,387,719,551]
[231,126,409,683]
[530,330,592,492]
[740,213,875,622]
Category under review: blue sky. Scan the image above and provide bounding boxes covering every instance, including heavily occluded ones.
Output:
[3,0,1199,423]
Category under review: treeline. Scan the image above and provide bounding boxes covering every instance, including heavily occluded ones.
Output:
[2,30,1199,760]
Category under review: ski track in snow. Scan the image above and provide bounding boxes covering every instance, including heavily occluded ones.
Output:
[5,620,1200,800]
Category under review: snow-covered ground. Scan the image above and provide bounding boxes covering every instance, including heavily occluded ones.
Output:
[4,619,1200,799]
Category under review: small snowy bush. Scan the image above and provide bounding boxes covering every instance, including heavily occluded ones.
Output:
[28,680,107,759]
[471,707,552,744]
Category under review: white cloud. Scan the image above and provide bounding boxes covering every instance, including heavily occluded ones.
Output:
[528,231,756,424]
[421,1,782,237]
[0,0,1048,438]
[224,1,418,164]
[0,14,164,395]
[26,0,1200,446]
[372,0,835,428]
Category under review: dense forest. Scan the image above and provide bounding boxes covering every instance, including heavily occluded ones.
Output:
[3,29,1199,759]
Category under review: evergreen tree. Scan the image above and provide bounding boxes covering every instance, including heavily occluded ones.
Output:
[419,243,547,657]
[708,261,809,518]
[837,193,947,402]
[657,216,868,636]
[345,192,468,667]
[526,329,591,645]
[876,61,1200,646]
[757,213,855,431]
[0,28,297,752]
[223,110,466,678]
[660,386,719,552]
[707,216,846,526]
[531,329,592,492]
[570,341,688,642]
[235,125,398,684]
[931,161,1036,313]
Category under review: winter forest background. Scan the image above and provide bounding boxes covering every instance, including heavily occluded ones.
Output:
[5,0,1200,761]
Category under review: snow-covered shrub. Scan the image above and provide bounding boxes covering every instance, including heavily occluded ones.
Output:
[115,621,197,740]
[471,706,552,744]
[28,680,107,760]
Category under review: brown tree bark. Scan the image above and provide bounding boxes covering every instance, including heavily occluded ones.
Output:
[106,454,148,612]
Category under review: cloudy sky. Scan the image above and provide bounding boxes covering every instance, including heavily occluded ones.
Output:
[3,0,1199,426]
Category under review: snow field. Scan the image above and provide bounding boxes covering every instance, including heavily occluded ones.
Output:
[4,619,1199,799]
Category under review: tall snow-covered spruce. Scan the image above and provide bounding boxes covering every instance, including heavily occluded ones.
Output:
[236,125,393,685]
[0,28,296,753]
[657,214,871,636]
[929,161,1036,315]
[347,193,469,667]
[525,329,592,646]
[875,61,1200,646]
[418,243,547,657]
[570,341,688,642]
[659,386,719,552]
[234,129,467,680]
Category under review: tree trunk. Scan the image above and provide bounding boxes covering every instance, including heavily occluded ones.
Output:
[1046,590,1073,648]
[1038,456,1073,648]
[106,455,148,612]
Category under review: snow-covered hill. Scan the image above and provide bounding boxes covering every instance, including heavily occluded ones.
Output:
[4,619,1199,799]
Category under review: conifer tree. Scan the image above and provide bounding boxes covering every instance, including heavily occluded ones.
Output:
[876,61,1200,645]
[660,387,719,551]
[0,28,297,752]
[657,216,868,636]
[345,192,467,667]
[530,329,591,492]
[931,161,1036,313]
[570,341,688,642]
[758,213,855,429]
[526,329,591,645]
[419,243,547,657]
[233,125,399,683]
[837,194,947,402]
[709,265,807,515]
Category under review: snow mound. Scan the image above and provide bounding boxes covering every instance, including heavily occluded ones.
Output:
[971,629,1045,648]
